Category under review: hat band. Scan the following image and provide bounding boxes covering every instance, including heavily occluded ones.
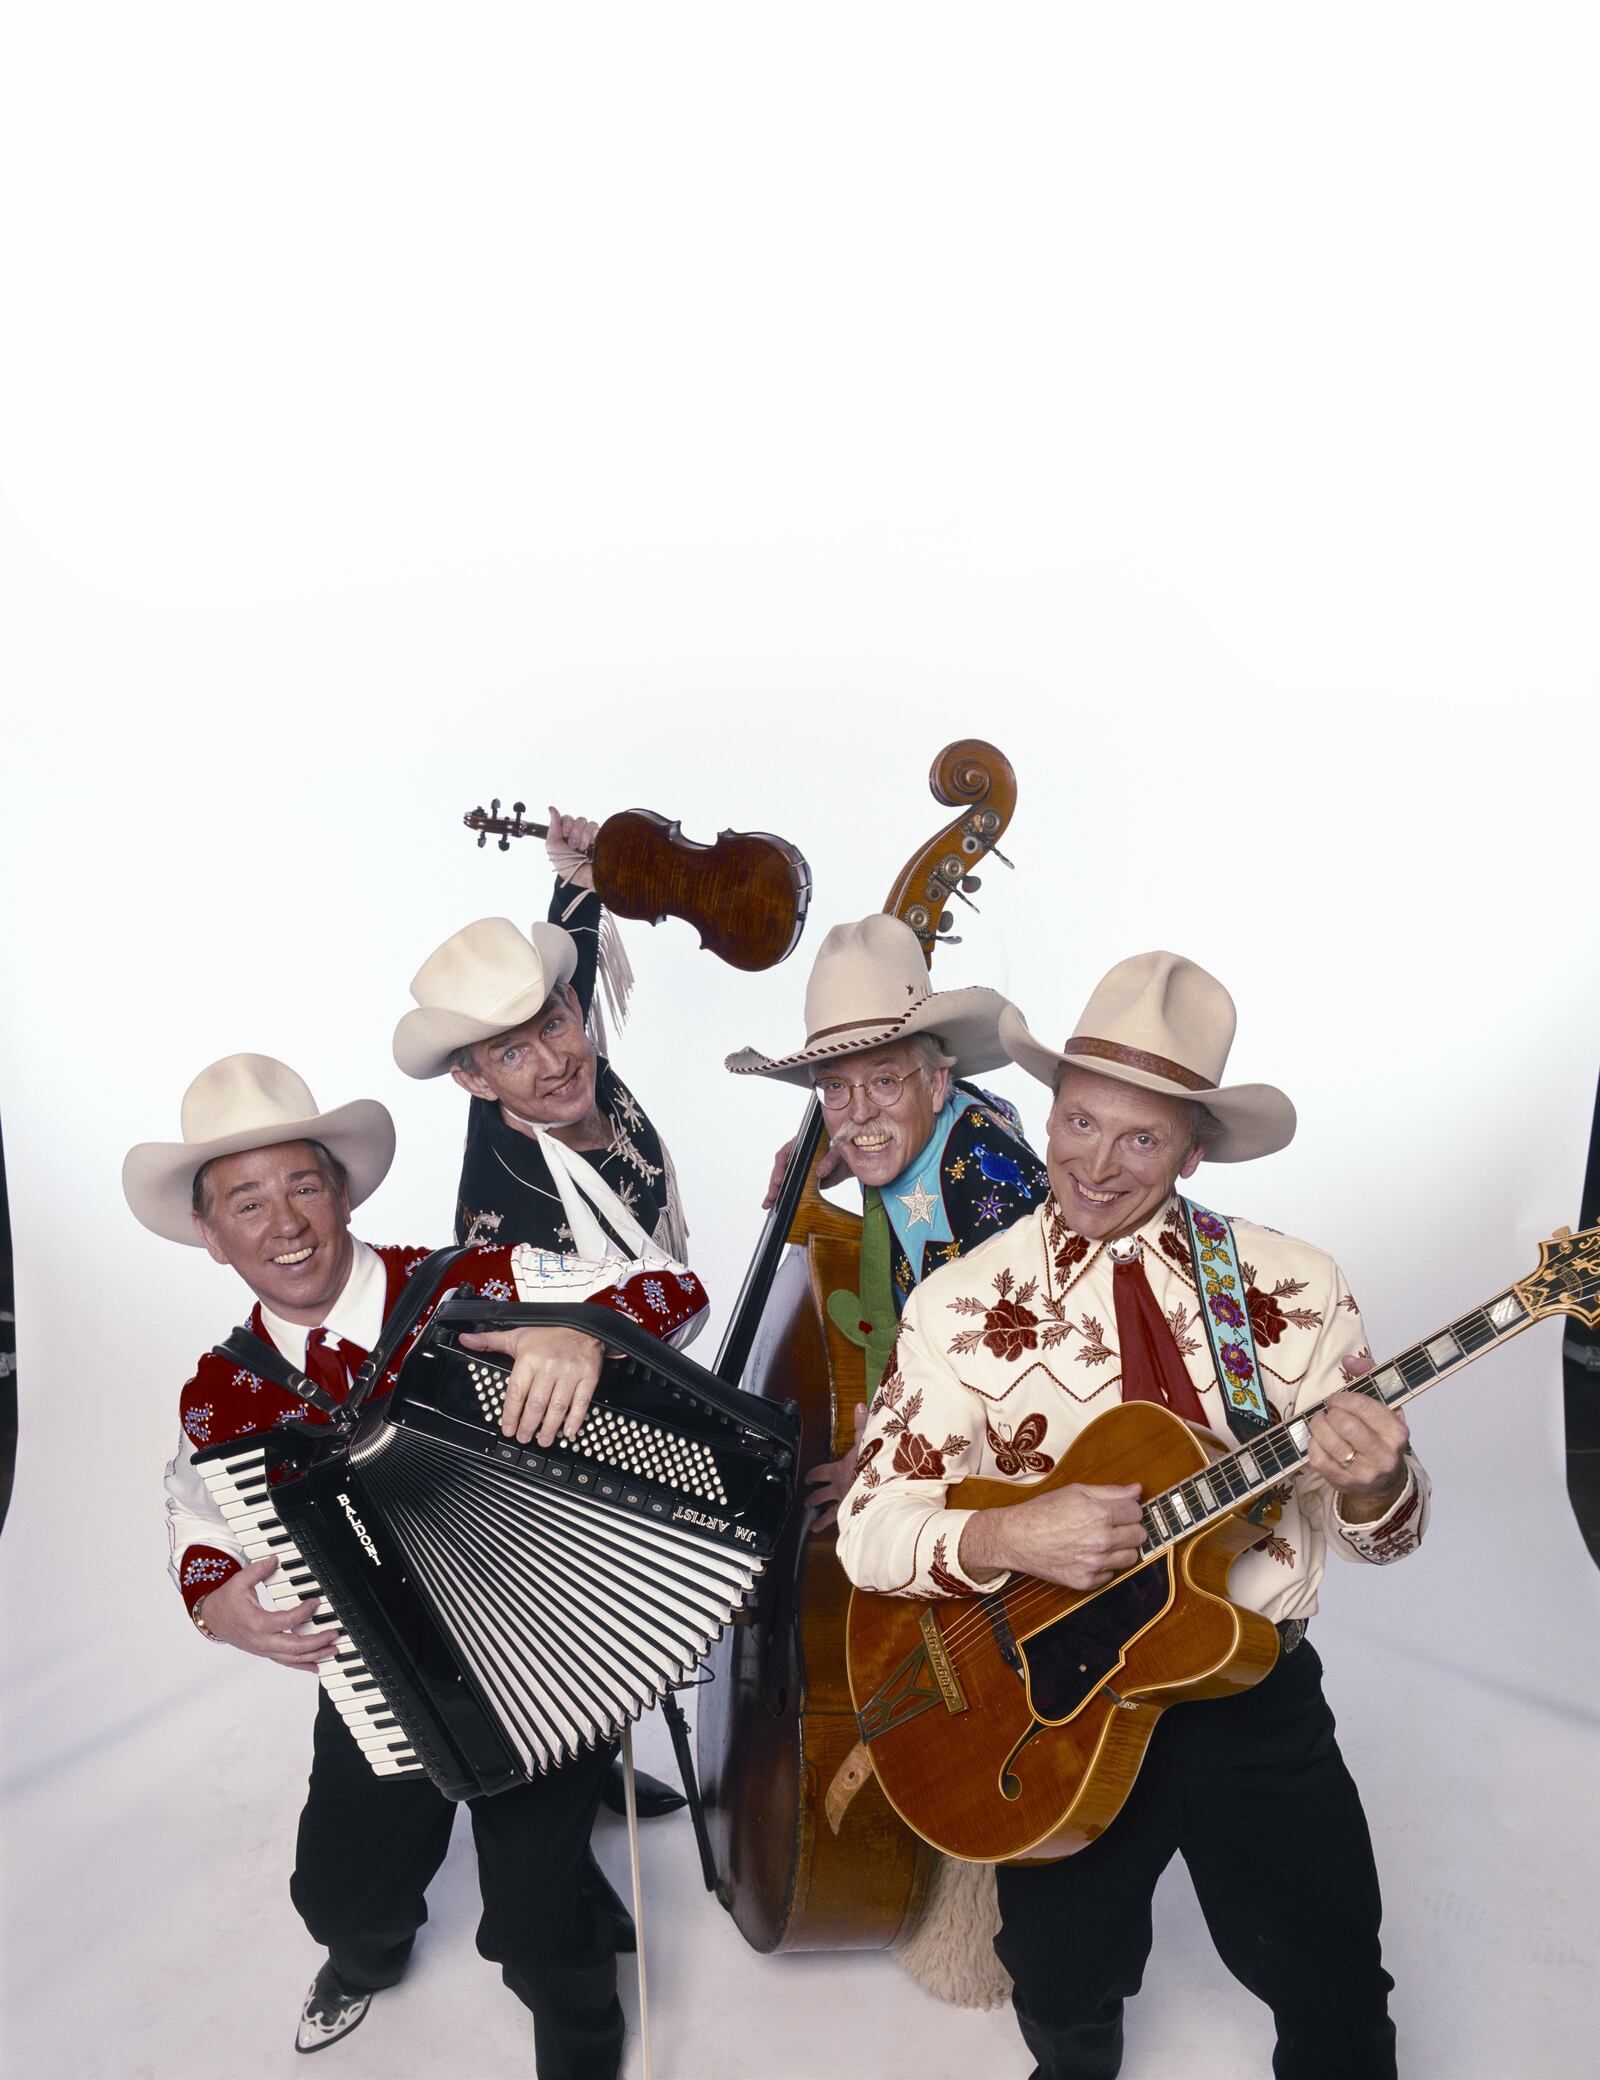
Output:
[804,1011,915,1046]
[1062,1035,1216,1092]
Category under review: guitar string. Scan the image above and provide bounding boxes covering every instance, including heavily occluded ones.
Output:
[921,1263,1600,1667]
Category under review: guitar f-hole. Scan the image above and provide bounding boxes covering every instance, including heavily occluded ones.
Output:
[998,1718,1048,1802]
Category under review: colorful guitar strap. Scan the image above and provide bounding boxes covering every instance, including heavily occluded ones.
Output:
[1181,1198,1272,1441]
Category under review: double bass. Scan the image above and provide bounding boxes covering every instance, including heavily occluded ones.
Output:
[695,740,1019,1952]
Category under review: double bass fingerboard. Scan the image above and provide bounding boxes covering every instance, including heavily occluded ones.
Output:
[1137,1287,1532,1556]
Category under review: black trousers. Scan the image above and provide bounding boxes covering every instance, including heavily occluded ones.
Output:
[290,1691,620,2080]
[994,1644,1396,2080]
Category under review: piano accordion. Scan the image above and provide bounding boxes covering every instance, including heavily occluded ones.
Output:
[193,1292,799,1800]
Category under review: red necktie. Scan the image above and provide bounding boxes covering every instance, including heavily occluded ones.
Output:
[303,1329,363,1409]
[1112,1253,1208,1426]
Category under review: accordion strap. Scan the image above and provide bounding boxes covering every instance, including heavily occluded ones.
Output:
[209,1245,471,1426]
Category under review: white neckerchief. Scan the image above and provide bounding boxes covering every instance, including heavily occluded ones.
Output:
[258,1238,387,1367]
[504,1110,686,1273]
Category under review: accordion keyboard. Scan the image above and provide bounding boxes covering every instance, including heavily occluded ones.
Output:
[197,1441,425,1778]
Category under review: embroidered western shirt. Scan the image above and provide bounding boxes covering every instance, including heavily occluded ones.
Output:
[835,1193,1429,1624]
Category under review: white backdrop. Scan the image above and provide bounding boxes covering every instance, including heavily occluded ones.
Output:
[2,8,1598,2078]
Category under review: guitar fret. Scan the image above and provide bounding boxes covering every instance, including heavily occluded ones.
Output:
[1395,1347,1436,1390]
[1453,1309,1497,1354]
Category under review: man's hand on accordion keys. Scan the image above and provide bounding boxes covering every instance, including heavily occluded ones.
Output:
[199,1556,341,1672]
[457,1322,607,1447]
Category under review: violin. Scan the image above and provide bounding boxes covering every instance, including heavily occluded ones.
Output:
[694,739,1019,1956]
[463,800,812,973]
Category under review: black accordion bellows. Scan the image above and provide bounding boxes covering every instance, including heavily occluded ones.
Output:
[196,1292,799,1800]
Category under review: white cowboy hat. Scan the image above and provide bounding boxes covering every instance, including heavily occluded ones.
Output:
[725,913,1008,1087]
[122,1054,397,1245]
[999,951,1296,1164]
[392,916,579,1080]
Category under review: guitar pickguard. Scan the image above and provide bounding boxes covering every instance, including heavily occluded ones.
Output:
[1020,1558,1174,1723]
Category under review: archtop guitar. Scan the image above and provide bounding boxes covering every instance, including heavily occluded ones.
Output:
[844,1222,1600,1865]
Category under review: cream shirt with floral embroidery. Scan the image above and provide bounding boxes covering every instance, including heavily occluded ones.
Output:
[835,1193,1429,1626]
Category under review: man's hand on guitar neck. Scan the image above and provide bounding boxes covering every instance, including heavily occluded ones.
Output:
[957,1482,1147,1593]
[1306,1359,1412,1523]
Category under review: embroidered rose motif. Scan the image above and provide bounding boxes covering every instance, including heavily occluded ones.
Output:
[1246,1284,1288,1345]
[893,1429,955,1480]
[1193,1211,1228,1242]
[981,1294,1039,1360]
[1208,1292,1245,1330]
[1219,1341,1255,1382]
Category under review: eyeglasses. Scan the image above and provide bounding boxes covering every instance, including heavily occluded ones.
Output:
[813,1066,927,1111]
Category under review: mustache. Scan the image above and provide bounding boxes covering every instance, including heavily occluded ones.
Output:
[837,1122,901,1148]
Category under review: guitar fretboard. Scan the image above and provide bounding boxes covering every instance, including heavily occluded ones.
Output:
[1138,1286,1532,1555]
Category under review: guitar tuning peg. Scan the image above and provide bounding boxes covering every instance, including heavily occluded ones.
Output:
[1555,1225,1574,1242]
[961,875,982,894]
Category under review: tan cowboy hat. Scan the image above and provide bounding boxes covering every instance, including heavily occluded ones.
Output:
[726,914,1008,1087]
[392,916,579,1080]
[122,1054,397,1245]
[999,951,1296,1163]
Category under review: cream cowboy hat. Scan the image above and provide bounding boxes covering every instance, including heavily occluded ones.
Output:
[122,1054,397,1245]
[392,916,579,1080]
[998,951,1296,1164]
[725,914,1008,1087]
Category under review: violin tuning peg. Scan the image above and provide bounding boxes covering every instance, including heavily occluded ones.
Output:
[512,801,526,818]
[490,798,501,816]
[477,832,487,848]
[498,834,511,852]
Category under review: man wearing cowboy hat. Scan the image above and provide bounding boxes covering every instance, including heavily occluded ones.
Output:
[730,912,1049,1517]
[397,810,685,1266]
[727,912,1049,2011]
[396,815,690,1830]
[837,952,1429,2080]
[128,1053,706,2070]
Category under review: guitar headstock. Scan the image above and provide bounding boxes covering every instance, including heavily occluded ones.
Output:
[1511,1223,1600,1328]
[462,799,541,852]
[880,740,1018,968]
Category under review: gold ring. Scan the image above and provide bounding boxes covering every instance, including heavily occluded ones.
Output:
[1342,1449,1357,1465]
